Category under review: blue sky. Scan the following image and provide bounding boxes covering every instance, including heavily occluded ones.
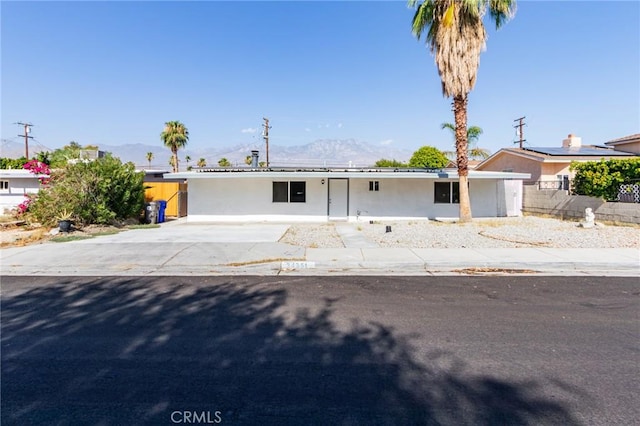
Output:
[2,1,639,158]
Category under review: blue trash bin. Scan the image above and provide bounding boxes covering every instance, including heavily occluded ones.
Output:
[157,200,167,223]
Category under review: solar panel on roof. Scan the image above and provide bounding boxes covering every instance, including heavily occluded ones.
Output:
[523,147,635,156]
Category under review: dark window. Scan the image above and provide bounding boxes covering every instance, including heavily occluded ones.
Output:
[273,181,288,202]
[0,181,8,190]
[369,181,379,191]
[452,182,460,204]
[289,181,306,203]
[434,182,451,204]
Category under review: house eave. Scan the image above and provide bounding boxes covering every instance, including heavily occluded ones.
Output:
[164,168,530,180]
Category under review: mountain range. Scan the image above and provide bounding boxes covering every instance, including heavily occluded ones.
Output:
[1,139,413,169]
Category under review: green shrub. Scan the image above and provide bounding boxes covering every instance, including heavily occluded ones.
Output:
[571,158,640,201]
[27,155,145,226]
[0,157,27,169]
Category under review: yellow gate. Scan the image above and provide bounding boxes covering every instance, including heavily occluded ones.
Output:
[144,182,187,217]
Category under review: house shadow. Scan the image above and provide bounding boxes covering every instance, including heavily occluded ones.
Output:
[1,277,582,425]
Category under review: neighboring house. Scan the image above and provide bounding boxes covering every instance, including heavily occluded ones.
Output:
[165,166,530,222]
[604,133,640,154]
[0,169,47,214]
[476,134,637,189]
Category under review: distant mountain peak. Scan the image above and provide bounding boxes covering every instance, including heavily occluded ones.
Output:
[1,139,412,168]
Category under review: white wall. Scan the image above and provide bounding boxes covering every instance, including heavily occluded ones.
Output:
[0,177,41,214]
[470,180,500,217]
[186,176,512,222]
[188,177,328,222]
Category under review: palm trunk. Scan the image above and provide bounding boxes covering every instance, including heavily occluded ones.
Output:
[172,149,179,173]
[453,94,472,222]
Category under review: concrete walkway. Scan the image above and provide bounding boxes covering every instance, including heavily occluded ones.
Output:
[1,220,638,276]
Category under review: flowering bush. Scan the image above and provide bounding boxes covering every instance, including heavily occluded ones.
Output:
[15,195,34,216]
[25,154,145,226]
[23,160,51,185]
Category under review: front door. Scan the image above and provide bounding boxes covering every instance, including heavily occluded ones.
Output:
[328,178,348,220]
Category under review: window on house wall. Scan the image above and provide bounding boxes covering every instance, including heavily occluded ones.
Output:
[273,182,288,202]
[273,181,306,203]
[369,181,379,191]
[434,182,460,204]
[290,181,306,203]
[0,181,9,191]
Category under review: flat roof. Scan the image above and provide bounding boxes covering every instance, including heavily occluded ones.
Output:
[166,167,531,180]
[0,169,48,178]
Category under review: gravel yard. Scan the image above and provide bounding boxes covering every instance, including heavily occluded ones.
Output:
[279,216,640,249]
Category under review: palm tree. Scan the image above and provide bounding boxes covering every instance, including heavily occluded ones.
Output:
[197,158,207,168]
[218,158,231,167]
[146,152,154,169]
[409,0,516,222]
[160,121,189,173]
[244,155,252,166]
[441,123,490,160]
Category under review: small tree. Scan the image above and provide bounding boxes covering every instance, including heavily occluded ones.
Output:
[408,146,449,169]
[161,121,189,173]
[146,152,154,168]
[218,158,231,167]
[374,159,409,168]
[245,155,252,165]
[197,158,207,168]
[48,142,85,168]
[441,123,490,160]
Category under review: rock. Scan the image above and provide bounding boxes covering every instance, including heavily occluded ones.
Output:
[49,228,60,236]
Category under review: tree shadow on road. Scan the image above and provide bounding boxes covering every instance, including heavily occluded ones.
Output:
[1,276,582,425]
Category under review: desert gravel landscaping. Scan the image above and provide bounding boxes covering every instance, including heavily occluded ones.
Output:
[279,216,640,249]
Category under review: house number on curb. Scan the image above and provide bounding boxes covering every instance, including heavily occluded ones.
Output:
[281,261,316,270]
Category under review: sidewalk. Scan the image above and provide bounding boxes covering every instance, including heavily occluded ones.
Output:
[1,220,638,276]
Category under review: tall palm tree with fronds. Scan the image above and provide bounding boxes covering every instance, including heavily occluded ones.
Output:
[409,0,516,221]
[441,123,490,160]
[146,152,154,169]
[160,121,189,173]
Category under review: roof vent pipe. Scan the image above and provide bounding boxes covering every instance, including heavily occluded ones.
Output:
[251,150,259,168]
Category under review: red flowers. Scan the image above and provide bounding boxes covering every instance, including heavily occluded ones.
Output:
[23,160,50,185]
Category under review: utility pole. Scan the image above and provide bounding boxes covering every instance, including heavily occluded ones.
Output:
[262,117,271,167]
[513,116,526,149]
[16,122,34,159]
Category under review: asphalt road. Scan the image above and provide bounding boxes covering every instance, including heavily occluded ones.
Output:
[1,276,638,425]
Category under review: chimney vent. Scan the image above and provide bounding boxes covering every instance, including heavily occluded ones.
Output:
[562,134,582,148]
[251,150,259,168]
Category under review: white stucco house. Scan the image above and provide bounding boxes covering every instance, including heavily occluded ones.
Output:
[165,167,530,222]
[0,169,47,214]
